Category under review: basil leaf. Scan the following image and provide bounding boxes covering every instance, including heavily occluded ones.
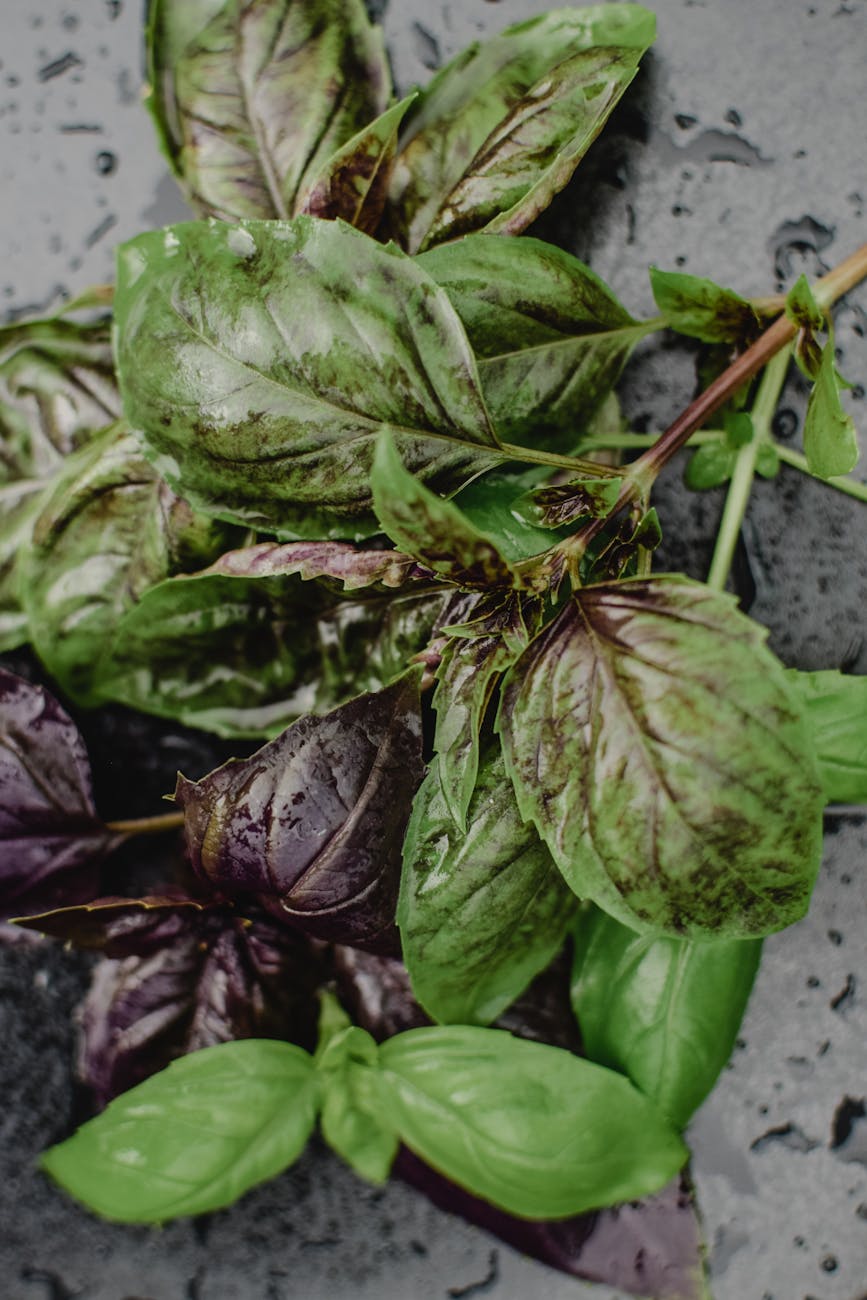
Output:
[571,907,762,1127]
[22,895,322,1106]
[0,669,121,920]
[529,474,623,528]
[786,276,825,380]
[755,441,780,479]
[0,309,119,484]
[0,480,45,651]
[177,675,424,952]
[385,6,655,252]
[115,217,501,538]
[650,267,761,344]
[316,1017,398,1184]
[498,577,825,937]
[96,566,447,738]
[785,668,867,803]
[198,539,420,590]
[684,439,735,490]
[803,341,859,479]
[400,740,577,1026]
[41,1039,318,1222]
[432,592,533,827]
[300,95,417,235]
[146,0,226,171]
[371,430,517,589]
[454,466,560,563]
[19,424,234,705]
[377,1025,687,1218]
[149,0,390,221]
[420,234,648,448]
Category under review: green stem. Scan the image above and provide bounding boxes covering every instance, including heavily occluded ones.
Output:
[499,441,623,477]
[106,810,185,837]
[580,429,723,451]
[775,445,867,503]
[706,348,791,591]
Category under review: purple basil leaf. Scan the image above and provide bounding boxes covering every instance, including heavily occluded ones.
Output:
[75,901,322,1107]
[177,674,425,954]
[13,891,210,955]
[394,1151,706,1299]
[0,668,121,919]
[198,538,422,591]
[333,946,432,1041]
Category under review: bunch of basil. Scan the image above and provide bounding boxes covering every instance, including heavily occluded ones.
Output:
[2,3,865,1297]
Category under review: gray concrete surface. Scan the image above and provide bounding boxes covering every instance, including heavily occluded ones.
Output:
[1,1,865,1297]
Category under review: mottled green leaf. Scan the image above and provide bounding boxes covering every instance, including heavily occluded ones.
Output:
[786,668,867,803]
[148,0,390,220]
[371,430,517,589]
[386,6,655,252]
[0,480,45,651]
[377,1026,687,1218]
[432,592,534,826]
[20,424,234,704]
[786,276,825,380]
[197,539,420,591]
[684,440,734,490]
[571,907,762,1127]
[498,577,824,937]
[420,234,649,447]
[529,474,623,528]
[399,740,577,1026]
[0,309,119,484]
[96,564,449,738]
[803,341,859,479]
[41,1040,318,1222]
[115,218,501,539]
[650,267,761,344]
[301,95,417,235]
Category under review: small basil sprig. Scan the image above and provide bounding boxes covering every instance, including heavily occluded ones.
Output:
[41,997,686,1223]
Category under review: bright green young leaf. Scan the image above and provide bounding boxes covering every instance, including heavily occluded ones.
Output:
[41,1040,318,1222]
[419,234,651,447]
[147,0,390,220]
[453,466,564,563]
[724,411,754,450]
[300,95,417,235]
[432,593,535,826]
[684,439,734,490]
[571,907,762,1127]
[114,218,502,539]
[385,6,655,252]
[399,740,577,1026]
[20,424,234,705]
[755,441,780,479]
[377,1025,687,1218]
[649,267,761,344]
[785,668,867,803]
[498,576,825,937]
[803,341,860,479]
[95,566,449,739]
[371,430,517,589]
[316,1018,397,1185]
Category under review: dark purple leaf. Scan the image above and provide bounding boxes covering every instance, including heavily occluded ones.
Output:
[0,668,121,919]
[35,894,325,1108]
[394,1153,706,1299]
[333,946,432,1041]
[177,675,425,954]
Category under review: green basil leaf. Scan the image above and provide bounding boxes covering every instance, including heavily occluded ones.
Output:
[529,474,623,528]
[377,1025,687,1218]
[649,267,761,344]
[683,439,735,490]
[115,217,501,539]
[20,424,234,704]
[419,233,649,448]
[571,907,762,1127]
[786,276,825,380]
[453,467,561,563]
[785,668,867,803]
[41,1040,318,1222]
[148,0,390,220]
[300,95,417,235]
[316,1019,397,1184]
[803,341,860,479]
[385,6,655,252]
[0,309,119,484]
[0,480,45,651]
[96,566,449,738]
[399,740,577,1026]
[724,411,754,450]
[371,430,517,589]
[755,441,780,479]
[498,577,825,937]
[146,0,226,172]
[432,592,533,827]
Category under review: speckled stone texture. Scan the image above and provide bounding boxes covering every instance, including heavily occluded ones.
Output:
[1,2,865,1298]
